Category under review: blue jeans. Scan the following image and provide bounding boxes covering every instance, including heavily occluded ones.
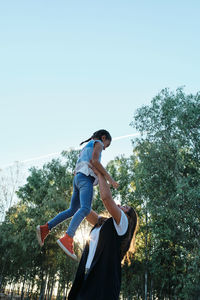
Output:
[48,173,94,237]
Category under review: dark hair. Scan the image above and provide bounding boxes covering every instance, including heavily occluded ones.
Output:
[120,207,138,263]
[97,207,138,264]
[80,129,112,146]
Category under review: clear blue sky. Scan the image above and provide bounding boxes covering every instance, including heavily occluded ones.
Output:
[1,0,200,169]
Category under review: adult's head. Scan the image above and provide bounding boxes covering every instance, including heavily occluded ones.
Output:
[98,205,138,263]
[80,129,112,149]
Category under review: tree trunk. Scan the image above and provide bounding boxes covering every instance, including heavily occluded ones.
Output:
[26,283,31,299]
[56,282,61,300]
[20,277,26,300]
[46,277,50,300]
[30,280,35,296]
[149,278,153,300]
[39,275,47,300]
[63,286,67,300]
[144,203,148,300]
[0,260,6,291]
[144,271,148,300]
[49,280,54,300]
[10,291,14,300]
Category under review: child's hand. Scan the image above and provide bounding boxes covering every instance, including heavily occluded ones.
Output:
[90,162,100,176]
[109,178,119,189]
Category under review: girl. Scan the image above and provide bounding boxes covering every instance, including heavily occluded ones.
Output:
[36,129,118,260]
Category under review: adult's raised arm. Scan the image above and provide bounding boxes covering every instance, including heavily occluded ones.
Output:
[86,209,99,226]
[97,172,121,225]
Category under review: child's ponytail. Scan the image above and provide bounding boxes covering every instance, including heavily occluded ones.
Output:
[80,129,112,146]
[80,137,92,146]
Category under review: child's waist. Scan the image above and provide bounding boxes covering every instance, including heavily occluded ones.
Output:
[75,161,98,185]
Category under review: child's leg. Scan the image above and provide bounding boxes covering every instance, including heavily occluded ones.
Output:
[66,174,94,237]
[48,178,80,230]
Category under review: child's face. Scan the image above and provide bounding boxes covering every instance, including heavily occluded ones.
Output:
[101,136,111,150]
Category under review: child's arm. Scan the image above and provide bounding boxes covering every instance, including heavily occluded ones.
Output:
[86,210,99,226]
[91,142,118,189]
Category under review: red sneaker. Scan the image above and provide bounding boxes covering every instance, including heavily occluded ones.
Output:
[57,234,77,260]
[36,224,50,246]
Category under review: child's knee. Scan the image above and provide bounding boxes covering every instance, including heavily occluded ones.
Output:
[81,206,91,217]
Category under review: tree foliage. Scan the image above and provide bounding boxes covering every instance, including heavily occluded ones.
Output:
[130,88,200,299]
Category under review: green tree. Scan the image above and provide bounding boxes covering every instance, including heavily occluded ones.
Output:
[131,88,200,299]
[0,151,80,299]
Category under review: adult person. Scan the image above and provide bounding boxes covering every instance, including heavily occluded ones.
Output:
[68,168,138,300]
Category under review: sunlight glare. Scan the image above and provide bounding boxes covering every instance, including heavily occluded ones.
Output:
[74,225,90,249]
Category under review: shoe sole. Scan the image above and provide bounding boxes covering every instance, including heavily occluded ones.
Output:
[56,239,77,261]
[36,226,43,247]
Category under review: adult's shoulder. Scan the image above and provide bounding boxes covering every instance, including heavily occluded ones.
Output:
[112,210,128,236]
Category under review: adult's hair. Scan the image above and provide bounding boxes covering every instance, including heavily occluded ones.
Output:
[120,207,139,264]
[97,207,139,265]
[80,129,112,146]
